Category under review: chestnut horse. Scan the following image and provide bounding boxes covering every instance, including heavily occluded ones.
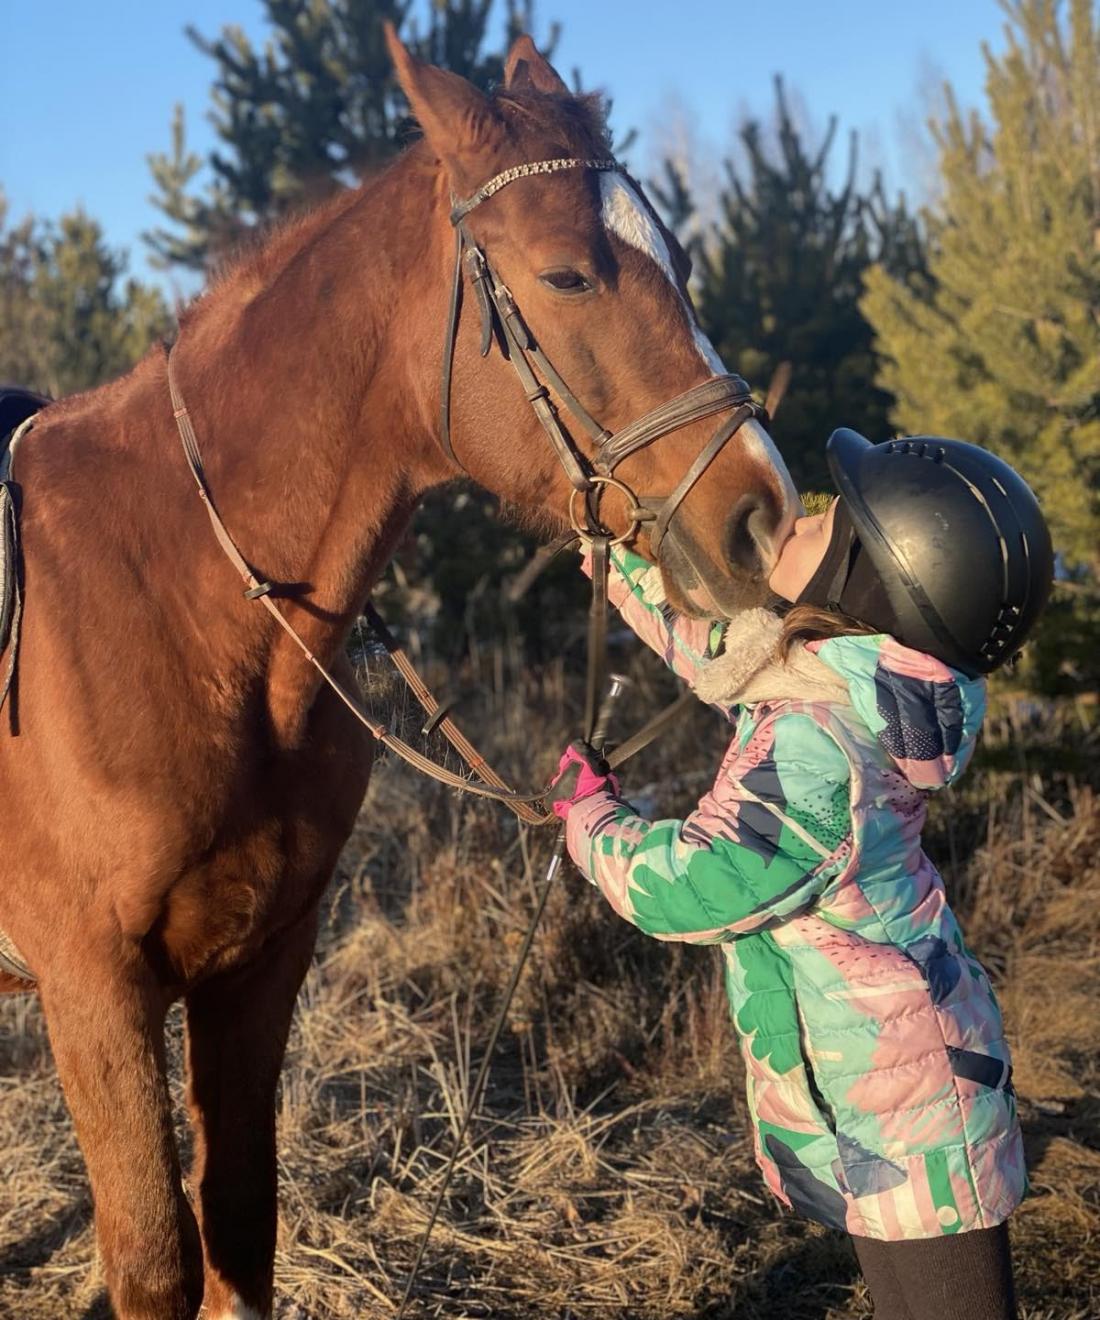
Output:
[0,31,797,1320]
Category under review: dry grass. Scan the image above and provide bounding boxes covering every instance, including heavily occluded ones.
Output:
[0,653,1097,1319]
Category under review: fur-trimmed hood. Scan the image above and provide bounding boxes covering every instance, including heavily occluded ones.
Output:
[693,608,849,707]
[697,609,987,793]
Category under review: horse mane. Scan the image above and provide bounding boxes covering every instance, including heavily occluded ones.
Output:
[177,183,367,330]
[491,87,612,155]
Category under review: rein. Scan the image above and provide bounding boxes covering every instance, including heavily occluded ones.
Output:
[166,348,553,826]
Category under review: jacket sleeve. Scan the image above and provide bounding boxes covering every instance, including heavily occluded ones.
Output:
[565,712,852,942]
[581,546,724,690]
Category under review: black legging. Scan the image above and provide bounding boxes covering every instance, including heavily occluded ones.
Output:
[853,1223,1018,1320]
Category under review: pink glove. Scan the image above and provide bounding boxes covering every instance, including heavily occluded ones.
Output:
[547,741,620,821]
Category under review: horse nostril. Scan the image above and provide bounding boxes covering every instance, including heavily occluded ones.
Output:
[724,495,771,576]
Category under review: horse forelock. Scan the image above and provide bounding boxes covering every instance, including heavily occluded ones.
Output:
[491,85,612,157]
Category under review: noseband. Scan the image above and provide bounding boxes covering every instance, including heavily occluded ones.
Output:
[440,157,767,558]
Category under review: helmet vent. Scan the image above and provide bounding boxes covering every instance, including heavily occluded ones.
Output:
[885,439,945,461]
[980,603,1024,661]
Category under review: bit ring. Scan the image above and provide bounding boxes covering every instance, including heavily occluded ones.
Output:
[568,476,645,547]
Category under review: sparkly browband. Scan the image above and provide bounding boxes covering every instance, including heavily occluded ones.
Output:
[449,157,617,224]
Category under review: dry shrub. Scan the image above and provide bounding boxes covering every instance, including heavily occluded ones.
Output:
[0,668,1096,1318]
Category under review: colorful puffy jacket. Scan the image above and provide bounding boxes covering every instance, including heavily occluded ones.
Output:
[567,550,1026,1240]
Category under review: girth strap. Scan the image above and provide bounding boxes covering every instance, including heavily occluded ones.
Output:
[0,487,22,717]
[0,414,40,722]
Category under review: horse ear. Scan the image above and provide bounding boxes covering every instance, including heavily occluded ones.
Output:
[384,23,499,185]
[504,35,570,95]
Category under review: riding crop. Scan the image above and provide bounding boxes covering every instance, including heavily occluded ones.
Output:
[395,672,631,1319]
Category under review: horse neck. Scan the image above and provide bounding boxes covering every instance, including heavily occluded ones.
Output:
[163,151,454,740]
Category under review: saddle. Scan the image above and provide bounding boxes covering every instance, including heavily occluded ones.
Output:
[0,387,49,451]
[0,387,49,658]
[0,388,48,982]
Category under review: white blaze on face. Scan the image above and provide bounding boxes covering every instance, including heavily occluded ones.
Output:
[598,171,725,374]
[597,171,800,539]
[740,417,801,525]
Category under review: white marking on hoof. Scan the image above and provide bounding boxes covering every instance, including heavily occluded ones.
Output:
[208,1297,267,1320]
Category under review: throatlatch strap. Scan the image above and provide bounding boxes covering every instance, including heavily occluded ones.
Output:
[438,229,466,467]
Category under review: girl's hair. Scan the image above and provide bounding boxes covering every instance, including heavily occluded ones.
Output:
[777,602,879,659]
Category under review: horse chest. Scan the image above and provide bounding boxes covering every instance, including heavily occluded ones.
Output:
[154,719,375,986]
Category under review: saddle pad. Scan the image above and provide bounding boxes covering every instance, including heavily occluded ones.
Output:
[0,482,15,654]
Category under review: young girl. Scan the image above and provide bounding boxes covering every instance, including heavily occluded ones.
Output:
[550,428,1054,1320]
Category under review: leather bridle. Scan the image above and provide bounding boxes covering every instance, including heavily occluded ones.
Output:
[391,159,772,1306]
[440,156,767,561]
[435,154,767,740]
[163,154,772,814]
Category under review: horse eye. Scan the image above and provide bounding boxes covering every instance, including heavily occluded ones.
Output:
[539,268,593,295]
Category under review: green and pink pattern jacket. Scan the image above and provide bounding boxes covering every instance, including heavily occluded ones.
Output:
[567,549,1026,1240]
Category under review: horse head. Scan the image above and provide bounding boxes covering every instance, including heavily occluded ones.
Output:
[387,30,799,616]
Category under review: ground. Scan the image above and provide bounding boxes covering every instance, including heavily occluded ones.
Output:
[1,651,1097,1319]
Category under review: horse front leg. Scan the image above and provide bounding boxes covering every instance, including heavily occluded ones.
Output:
[40,949,204,1319]
[184,905,320,1319]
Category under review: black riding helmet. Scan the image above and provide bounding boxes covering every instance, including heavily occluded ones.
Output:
[796,429,1054,677]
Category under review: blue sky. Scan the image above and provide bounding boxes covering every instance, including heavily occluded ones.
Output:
[3,0,1008,293]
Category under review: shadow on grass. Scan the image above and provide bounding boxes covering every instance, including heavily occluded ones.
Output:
[0,1195,88,1273]
[715,1230,865,1320]
[1020,1092,1100,1176]
[0,1192,109,1318]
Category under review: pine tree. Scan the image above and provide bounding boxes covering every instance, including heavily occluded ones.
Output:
[0,191,46,389]
[686,80,926,491]
[0,194,170,397]
[862,0,1100,570]
[145,0,559,271]
[649,160,701,262]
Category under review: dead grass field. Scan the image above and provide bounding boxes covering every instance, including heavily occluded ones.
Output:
[1,648,1097,1319]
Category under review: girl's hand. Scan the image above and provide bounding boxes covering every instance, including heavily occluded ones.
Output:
[547,742,620,820]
